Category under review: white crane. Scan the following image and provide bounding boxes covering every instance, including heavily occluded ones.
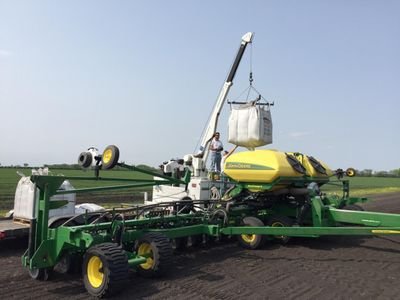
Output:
[151,32,254,203]
[192,32,254,177]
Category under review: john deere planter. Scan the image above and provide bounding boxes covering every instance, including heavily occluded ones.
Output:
[22,146,400,298]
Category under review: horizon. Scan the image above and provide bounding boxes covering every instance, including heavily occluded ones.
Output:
[1,1,399,171]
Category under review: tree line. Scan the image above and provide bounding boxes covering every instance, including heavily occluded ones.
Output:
[355,169,400,178]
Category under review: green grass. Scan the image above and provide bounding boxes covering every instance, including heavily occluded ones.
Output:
[1,168,400,212]
[0,167,155,210]
[321,177,400,197]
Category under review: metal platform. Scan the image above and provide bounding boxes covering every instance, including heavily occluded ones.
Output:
[0,218,30,240]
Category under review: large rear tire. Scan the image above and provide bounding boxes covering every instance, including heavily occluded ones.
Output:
[83,243,129,298]
[237,217,266,250]
[136,232,173,278]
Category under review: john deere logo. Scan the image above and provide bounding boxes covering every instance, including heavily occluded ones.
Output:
[225,162,275,170]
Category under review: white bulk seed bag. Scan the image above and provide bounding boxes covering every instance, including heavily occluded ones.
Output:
[228,104,272,149]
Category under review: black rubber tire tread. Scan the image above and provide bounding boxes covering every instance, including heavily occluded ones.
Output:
[136,232,173,278]
[78,152,92,168]
[266,215,294,245]
[102,145,120,170]
[237,216,266,250]
[190,234,203,247]
[342,204,365,211]
[54,253,82,275]
[173,237,188,251]
[83,242,129,298]
[28,267,52,281]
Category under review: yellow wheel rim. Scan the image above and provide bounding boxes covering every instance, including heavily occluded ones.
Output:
[346,168,355,177]
[271,221,286,240]
[241,234,256,244]
[87,256,104,288]
[138,243,154,270]
[271,222,283,227]
[103,149,113,164]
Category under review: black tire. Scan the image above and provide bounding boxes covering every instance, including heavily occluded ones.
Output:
[49,219,81,275]
[342,204,365,211]
[102,145,120,170]
[54,253,82,274]
[266,216,294,245]
[78,151,93,168]
[190,234,203,247]
[237,217,266,250]
[136,232,173,278]
[83,243,129,298]
[28,267,52,281]
[172,237,188,251]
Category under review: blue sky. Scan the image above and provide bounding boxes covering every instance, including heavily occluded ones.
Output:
[0,1,399,171]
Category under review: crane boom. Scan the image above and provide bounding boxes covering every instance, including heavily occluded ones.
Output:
[194,32,254,176]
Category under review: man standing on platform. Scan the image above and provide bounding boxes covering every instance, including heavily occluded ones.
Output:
[209,132,223,173]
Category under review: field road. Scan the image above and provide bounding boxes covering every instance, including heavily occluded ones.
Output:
[1,192,400,299]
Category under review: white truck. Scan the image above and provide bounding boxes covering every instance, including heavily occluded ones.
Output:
[150,32,255,204]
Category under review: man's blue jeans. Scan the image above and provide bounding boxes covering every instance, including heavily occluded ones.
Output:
[210,152,222,172]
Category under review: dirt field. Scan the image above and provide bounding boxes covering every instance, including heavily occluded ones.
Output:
[1,193,400,299]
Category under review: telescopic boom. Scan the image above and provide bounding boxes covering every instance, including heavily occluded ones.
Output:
[194,32,254,175]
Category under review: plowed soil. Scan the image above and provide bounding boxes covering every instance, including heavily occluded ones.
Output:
[1,193,400,299]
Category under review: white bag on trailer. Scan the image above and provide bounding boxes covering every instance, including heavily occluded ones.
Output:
[228,104,273,149]
[13,175,76,220]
